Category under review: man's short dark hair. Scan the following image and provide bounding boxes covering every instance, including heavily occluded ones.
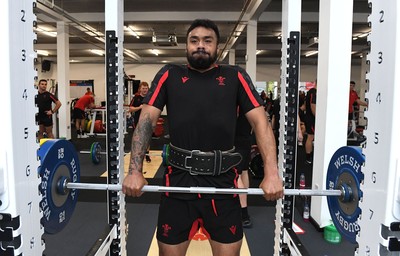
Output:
[39,79,47,84]
[186,19,220,44]
[350,81,356,85]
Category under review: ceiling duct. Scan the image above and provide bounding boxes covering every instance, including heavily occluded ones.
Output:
[307,37,319,48]
[152,34,178,46]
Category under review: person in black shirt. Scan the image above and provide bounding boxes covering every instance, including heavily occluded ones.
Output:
[304,81,317,164]
[37,79,61,139]
[129,81,151,162]
[122,19,283,255]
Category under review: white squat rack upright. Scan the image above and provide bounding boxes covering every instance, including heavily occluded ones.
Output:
[0,0,44,255]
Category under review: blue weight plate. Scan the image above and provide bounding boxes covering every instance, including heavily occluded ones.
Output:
[326,146,364,244]
[37,139,80,234]
[90,142,102,164]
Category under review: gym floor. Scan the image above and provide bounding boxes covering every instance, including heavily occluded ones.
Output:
[42,119,357,255]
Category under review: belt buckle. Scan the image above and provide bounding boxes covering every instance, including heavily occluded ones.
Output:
[184,150,201,175]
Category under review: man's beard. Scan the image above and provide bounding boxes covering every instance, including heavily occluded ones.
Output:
[187,50,217,70]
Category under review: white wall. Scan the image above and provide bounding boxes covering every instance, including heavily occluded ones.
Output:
[37,63,362,104]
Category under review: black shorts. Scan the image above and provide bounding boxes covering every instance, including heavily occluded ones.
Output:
[305,115,315,135]
[156,195,243,244]
[348,112,354,121]
[38,114,53,127]
[73,108,86,120]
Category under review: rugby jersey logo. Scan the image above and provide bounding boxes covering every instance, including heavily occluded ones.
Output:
[216,76,226,86]
[162,223,172,237]
[181,76,189,83]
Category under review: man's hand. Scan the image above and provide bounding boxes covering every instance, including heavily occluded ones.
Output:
[122,172,148,197]
[259,173,284,201]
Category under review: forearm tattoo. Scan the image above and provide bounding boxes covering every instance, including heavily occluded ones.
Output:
[129,113,155,174]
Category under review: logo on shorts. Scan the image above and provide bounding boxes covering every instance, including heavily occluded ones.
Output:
[162,224,172,237]
[229,225,236,235]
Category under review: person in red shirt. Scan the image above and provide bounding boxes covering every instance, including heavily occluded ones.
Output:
[348,81,368,137]
[73,94,95,138]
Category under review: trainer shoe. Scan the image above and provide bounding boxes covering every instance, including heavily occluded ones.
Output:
[145,154,151,163]
[242,216,252,228]
[80,134,89,138]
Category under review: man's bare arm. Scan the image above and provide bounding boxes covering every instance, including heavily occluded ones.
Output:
[129,104,161,175]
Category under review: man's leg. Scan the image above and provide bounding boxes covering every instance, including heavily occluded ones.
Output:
[45,125,54,139]
[209,239,242,256]
[38,124,45,140]
[305,134,314,164]
[158,241,190,256]
[238,171,251,228]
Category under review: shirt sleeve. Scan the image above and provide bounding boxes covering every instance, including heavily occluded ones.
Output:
[235,66,264,114]
[143,64,172,111]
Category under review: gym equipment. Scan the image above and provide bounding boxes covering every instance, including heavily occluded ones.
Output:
[38,139,364,244]
[80,142,169,164]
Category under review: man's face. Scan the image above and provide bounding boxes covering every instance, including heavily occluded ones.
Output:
[38,81,47,91]
[140,85,149,96]
[186,26,218,70]
[350,83,355,90]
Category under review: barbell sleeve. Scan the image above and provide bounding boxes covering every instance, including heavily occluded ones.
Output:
[65,182,342,197]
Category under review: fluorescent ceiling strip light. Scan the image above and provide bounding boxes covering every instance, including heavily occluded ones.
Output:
[124,49,141,61]
[305,51,318,57]
[151,49,159,56]
[37,50,49,56]
[36,26,57,37]
[124,26,140,39]
[89,49,104,56]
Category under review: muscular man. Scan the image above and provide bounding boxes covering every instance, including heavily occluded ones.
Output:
[123,19,283,256]
[37,79,61,139]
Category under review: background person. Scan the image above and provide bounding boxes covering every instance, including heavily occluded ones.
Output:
[73,94,95,138]
[37,79,62,140]
[235,109,254,228]
[348,81,368,138]
[304,81,317,164]
[122,19,283,256]
[129,81,151,162]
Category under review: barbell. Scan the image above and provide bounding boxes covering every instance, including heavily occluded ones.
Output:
[38,139,364,244]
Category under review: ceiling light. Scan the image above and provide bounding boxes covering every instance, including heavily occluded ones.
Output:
[357,32,369,38]
[89,49,104,56]
[305,51,318,57]
[151,49,159,56]
[36,26,57,37]
[124,26,140,39]
[37,50,49,56]
[256,50,262,55]
[124,49,141,61]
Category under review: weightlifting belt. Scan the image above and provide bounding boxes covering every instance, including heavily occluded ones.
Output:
[168,144,242,176]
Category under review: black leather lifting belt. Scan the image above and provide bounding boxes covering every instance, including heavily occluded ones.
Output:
[168,144,242,176]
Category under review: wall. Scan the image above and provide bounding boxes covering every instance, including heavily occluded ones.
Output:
[37,63,363,104]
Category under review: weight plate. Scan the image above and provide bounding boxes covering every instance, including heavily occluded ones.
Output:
[326,146,364,244]
[90,142,102,164]
[86,119,92,132]
[37,139,80,234]
[162,144,169,166]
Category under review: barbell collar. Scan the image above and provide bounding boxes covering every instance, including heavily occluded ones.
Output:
[65,182,342,197]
